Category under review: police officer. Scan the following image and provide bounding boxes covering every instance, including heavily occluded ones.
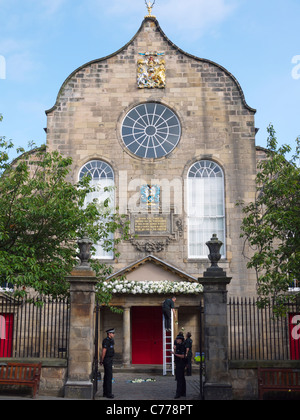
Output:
[173,334,186,399]
[185,332,193,376]
[100,328,115,399]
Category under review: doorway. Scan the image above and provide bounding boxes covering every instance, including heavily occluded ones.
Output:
[131,306,163,364]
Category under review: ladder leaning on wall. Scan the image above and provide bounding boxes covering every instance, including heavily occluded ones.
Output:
[162,310,174,376]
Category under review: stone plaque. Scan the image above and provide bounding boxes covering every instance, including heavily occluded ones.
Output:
[134,215,168,234]
[129,213,183,253]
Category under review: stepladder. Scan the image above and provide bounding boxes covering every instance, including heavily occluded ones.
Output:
[163,310,174,376]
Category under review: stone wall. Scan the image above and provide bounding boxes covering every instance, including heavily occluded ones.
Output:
[230,367,258,400]
[40,361,67,397]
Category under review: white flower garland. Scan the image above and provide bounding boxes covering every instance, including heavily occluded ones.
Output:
[100,279,203,295]
[0,287,13,293]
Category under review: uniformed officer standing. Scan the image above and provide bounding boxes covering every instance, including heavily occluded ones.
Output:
[185,332,193,376]
[100,328,115,399]
[173,334,186,399]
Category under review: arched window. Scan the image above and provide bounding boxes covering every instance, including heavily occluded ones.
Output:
[79,160,115,259]
[187,160,225,258]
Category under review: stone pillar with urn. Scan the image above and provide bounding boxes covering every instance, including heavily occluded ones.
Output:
[64,235,98,400]
[199,234,233,400]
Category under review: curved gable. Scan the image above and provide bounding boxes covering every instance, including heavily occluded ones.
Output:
[46,17,255,115]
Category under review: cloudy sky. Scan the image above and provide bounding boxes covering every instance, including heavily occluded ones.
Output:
[0,0,299,158]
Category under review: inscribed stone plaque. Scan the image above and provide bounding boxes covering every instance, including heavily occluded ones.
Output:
[134,215,168,234]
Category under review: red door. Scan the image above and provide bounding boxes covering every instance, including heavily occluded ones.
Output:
[0,314,13,357]
[131,306,163,365]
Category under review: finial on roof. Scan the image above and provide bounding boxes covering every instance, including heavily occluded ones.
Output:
[145,0,156,18]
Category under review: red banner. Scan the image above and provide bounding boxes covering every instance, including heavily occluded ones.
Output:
[289,313,300,360]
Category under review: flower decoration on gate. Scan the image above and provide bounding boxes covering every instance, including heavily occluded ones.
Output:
[100,279,203,295]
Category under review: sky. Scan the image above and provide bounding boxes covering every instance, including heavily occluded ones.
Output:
[0,0,299,160]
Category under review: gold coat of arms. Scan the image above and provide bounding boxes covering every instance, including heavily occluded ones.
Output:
[137,52,166,89]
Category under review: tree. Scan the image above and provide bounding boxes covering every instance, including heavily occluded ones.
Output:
[0,114,130,301]
[239,124,300,314]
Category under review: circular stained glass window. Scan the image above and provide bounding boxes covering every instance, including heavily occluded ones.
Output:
[121,103,181,159]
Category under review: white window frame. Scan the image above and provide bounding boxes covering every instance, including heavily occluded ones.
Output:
[79,160,115,260]
[187,160,226,259]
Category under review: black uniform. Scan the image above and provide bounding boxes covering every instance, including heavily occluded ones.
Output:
[174,341,186,398]
[185,337,193,376]
[162,298,174,330]
[102,336,115,397]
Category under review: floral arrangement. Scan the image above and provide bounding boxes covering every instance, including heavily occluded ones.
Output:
[100,279,203,295]
[126,378,157,383]
[0,286,13,293]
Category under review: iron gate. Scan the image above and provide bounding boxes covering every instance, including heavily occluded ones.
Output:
[199,301,205,400]
[92,299,101,399]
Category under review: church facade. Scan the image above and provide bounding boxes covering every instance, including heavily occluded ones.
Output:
[45,16,259,366]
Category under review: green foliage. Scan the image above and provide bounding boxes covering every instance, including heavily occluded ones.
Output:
[0,114,130,303]
[238,124,300,314]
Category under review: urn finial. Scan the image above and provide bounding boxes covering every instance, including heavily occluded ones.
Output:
[77,235,93,267]
[206,234,223,268]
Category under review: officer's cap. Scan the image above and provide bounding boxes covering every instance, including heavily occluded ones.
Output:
[106,328,115,334]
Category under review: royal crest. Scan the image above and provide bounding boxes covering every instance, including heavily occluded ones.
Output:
[137,52,166,89]
[141,184,161,208]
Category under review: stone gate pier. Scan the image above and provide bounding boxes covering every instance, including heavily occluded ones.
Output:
[64,236,97,400]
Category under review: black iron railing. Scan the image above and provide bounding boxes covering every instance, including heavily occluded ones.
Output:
[0,296,69,359]
[228,297,300,361]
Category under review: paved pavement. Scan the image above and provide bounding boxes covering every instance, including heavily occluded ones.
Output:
[0,372,201,401]
[95,372,201,401]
